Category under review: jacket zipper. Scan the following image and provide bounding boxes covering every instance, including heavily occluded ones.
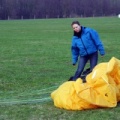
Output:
[80,37,88,55]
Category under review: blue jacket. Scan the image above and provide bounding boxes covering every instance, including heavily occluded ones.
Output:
[71,26,105,64]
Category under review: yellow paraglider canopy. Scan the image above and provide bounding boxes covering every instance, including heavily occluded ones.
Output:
[51,57,120,110]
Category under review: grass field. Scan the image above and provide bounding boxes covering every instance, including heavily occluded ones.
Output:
[0,17,120,120]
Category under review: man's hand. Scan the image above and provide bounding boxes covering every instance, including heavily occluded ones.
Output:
[73,64,76,66]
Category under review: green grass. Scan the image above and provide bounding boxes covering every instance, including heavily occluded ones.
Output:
[0,17,120,120]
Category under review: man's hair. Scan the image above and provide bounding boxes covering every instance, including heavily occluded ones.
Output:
[71,21,80,26]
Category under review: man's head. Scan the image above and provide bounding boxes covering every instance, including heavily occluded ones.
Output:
[71,21,81,33]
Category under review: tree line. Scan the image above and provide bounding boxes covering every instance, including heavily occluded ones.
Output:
[0,0,120,20]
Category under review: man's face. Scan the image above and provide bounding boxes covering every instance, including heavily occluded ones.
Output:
[72,24,81,33]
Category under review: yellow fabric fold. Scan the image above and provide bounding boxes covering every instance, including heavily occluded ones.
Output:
[51,57,120,110]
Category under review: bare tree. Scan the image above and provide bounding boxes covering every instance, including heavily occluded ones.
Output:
[0,0,120,20]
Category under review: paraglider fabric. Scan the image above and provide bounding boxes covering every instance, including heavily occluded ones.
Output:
[51,57,120,110]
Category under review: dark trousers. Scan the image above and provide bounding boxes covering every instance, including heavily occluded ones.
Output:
[72,51,98,80]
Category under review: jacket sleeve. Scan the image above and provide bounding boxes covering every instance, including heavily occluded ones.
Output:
[71,38,79,64]
[90,30,105,56]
